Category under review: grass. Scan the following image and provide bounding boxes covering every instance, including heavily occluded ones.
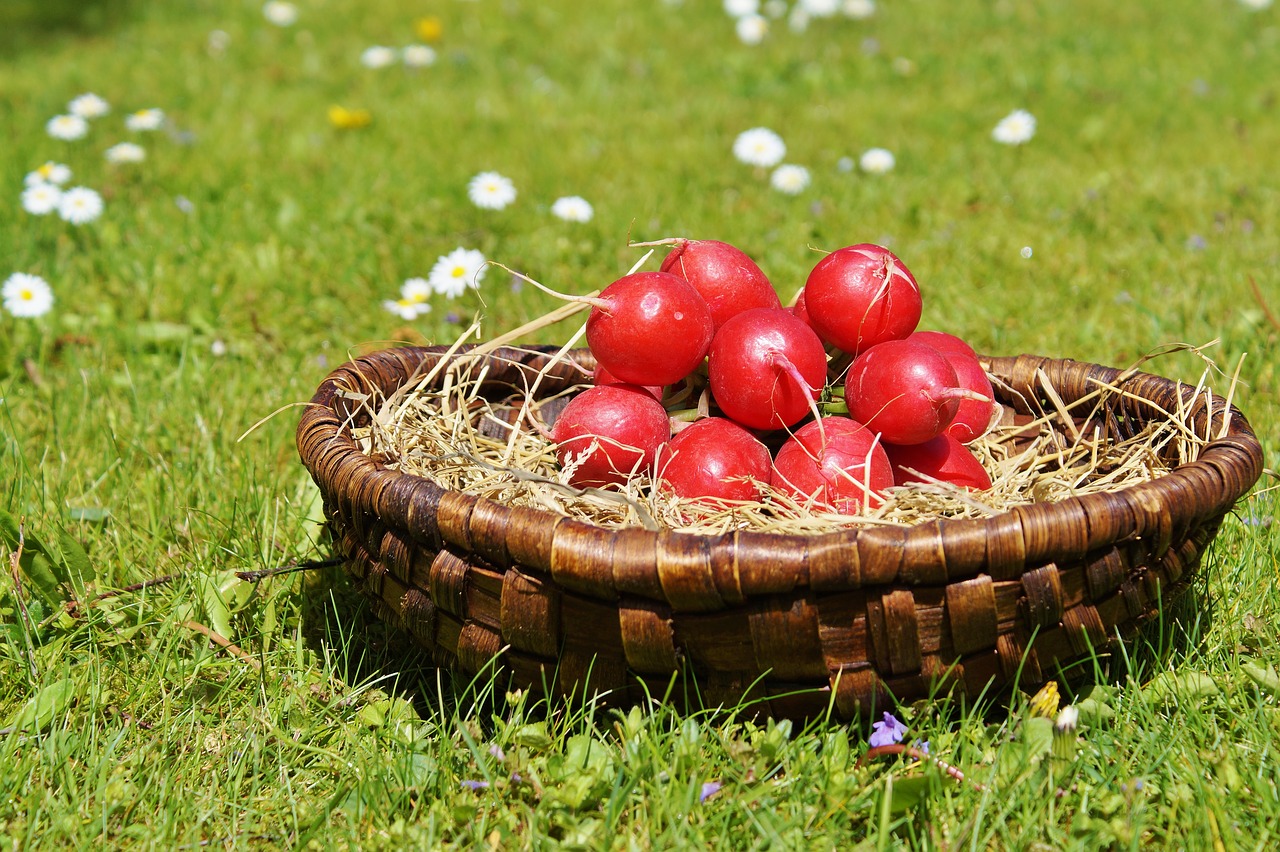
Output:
[1,0,1278,847]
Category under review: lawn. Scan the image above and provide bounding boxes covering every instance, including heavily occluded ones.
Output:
[1,0,1278,847]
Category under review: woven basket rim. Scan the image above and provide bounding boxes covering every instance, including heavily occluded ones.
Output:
[296,344,1264,606]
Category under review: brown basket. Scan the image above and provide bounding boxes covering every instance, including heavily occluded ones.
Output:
[296,345,1264,720]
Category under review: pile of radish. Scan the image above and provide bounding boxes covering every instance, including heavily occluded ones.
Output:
[547,239,998,515]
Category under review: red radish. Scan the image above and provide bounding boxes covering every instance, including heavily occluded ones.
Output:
[655,417,772,502]
[909,330,977,360]
[844,339,979,445]
[803,244,922,354]
[791,289,813,327]
[940,351,996,443]
[708,307,827,431]
[584,271,714,386]
[771,416,894,513]
[885,434,992,490]
[660,239,781,331]
[592,363,664,401]
[550,385,671,487]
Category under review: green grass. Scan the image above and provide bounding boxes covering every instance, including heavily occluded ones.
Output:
[1,0,1278,847]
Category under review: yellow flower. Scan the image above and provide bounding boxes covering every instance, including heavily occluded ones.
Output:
[1028,681,1061,719]
[328,105,372,130]
[414,16,443,43]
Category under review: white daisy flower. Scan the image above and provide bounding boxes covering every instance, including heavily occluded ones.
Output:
[403,44,437,67]
[262,1,298,26]
[401,277,432,303]
[992,109,1036,145]
[1239,0,1273,8]
[47,114,89,141]
[551,196,594,223]
[360,46,397,69]
[800,0,840,16]
[1020,246,1033,259]
[733,127,786,168]
[383,299,432,321]
[210,339,228,357]
[836,156,855,173]
[428,248,488,298]
[859,147,895,174]
[724,0,759,16]
[843,0,877,18]
[763,0,788,17]
[25,162,72,187]
[105,142,146,163]
[735,14,769,44]
[57,187,104,225]
[467,172,517,210]
[125,109,166,132]
[69,93,110,119]
[21,183,62,216]
[2,273,54,319]
[770,163,811,195]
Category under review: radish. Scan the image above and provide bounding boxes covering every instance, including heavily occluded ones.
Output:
[939,351,997,443]
[803,244,922,354]
[844,339,981,445]
[908,329,976,360]
[659,239,781,332]
[549,384,671,487]
[885,434,993,491]
[707,307,827,431]
[584,271,715,386]
[592,363,664,401]
[655,417,772,502]
[790,289,813,328]
[770,416,894,513]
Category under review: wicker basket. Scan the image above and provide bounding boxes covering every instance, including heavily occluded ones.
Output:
[296,345,1264,720]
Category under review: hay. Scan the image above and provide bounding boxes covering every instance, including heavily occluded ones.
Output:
[354,341,1230,536]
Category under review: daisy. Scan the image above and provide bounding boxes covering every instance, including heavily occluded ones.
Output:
[859,147,895,174]
[843,0,877,18]
[467,172,517,210]
[24,162,72,186]
[735,14,769,44]
[47,114,89,141]
[992,109,1036,145]
[105,142,146,163]
[68,93,110,119]
[551,196,594,223]
[1239,0,1273,8]
[126,109,165,132]
[733,127,786,168]
[800,0,841,16]
[57,187,104,225]
[21,183,62,216]
[2,273,54,319]
[724,0,759,16]
[428,248,488,298]
[360,46,397,69]
[403,44,437,67]
[383,298,432,321]
[770,164,811,194]
[263,1,298,26]
[401,277,432,303]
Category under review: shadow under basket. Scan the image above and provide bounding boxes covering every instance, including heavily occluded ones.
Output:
[296,345,1264,721]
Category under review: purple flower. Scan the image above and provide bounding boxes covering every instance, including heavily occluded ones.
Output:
[488,744,506,761]
[699,780,722,803]
[460,779,489,791]
[869,712,907,748]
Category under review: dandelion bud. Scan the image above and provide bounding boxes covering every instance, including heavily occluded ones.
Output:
[1052,704,1079,762]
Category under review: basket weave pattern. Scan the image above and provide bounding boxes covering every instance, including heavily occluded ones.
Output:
[297,346,1264,719]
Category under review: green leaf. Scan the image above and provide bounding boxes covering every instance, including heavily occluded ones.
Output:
[54,527,94,591]
[1145,671,1220,705]
[1074,684,1118,725]
[67,507,111,524]
[199,575,234,640]
[8,677,78,733]
[20,552,65,605]
[134,321,193,345]
[1240,660,1280,696]
[886,774,934,814]
[512,722,553,750]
